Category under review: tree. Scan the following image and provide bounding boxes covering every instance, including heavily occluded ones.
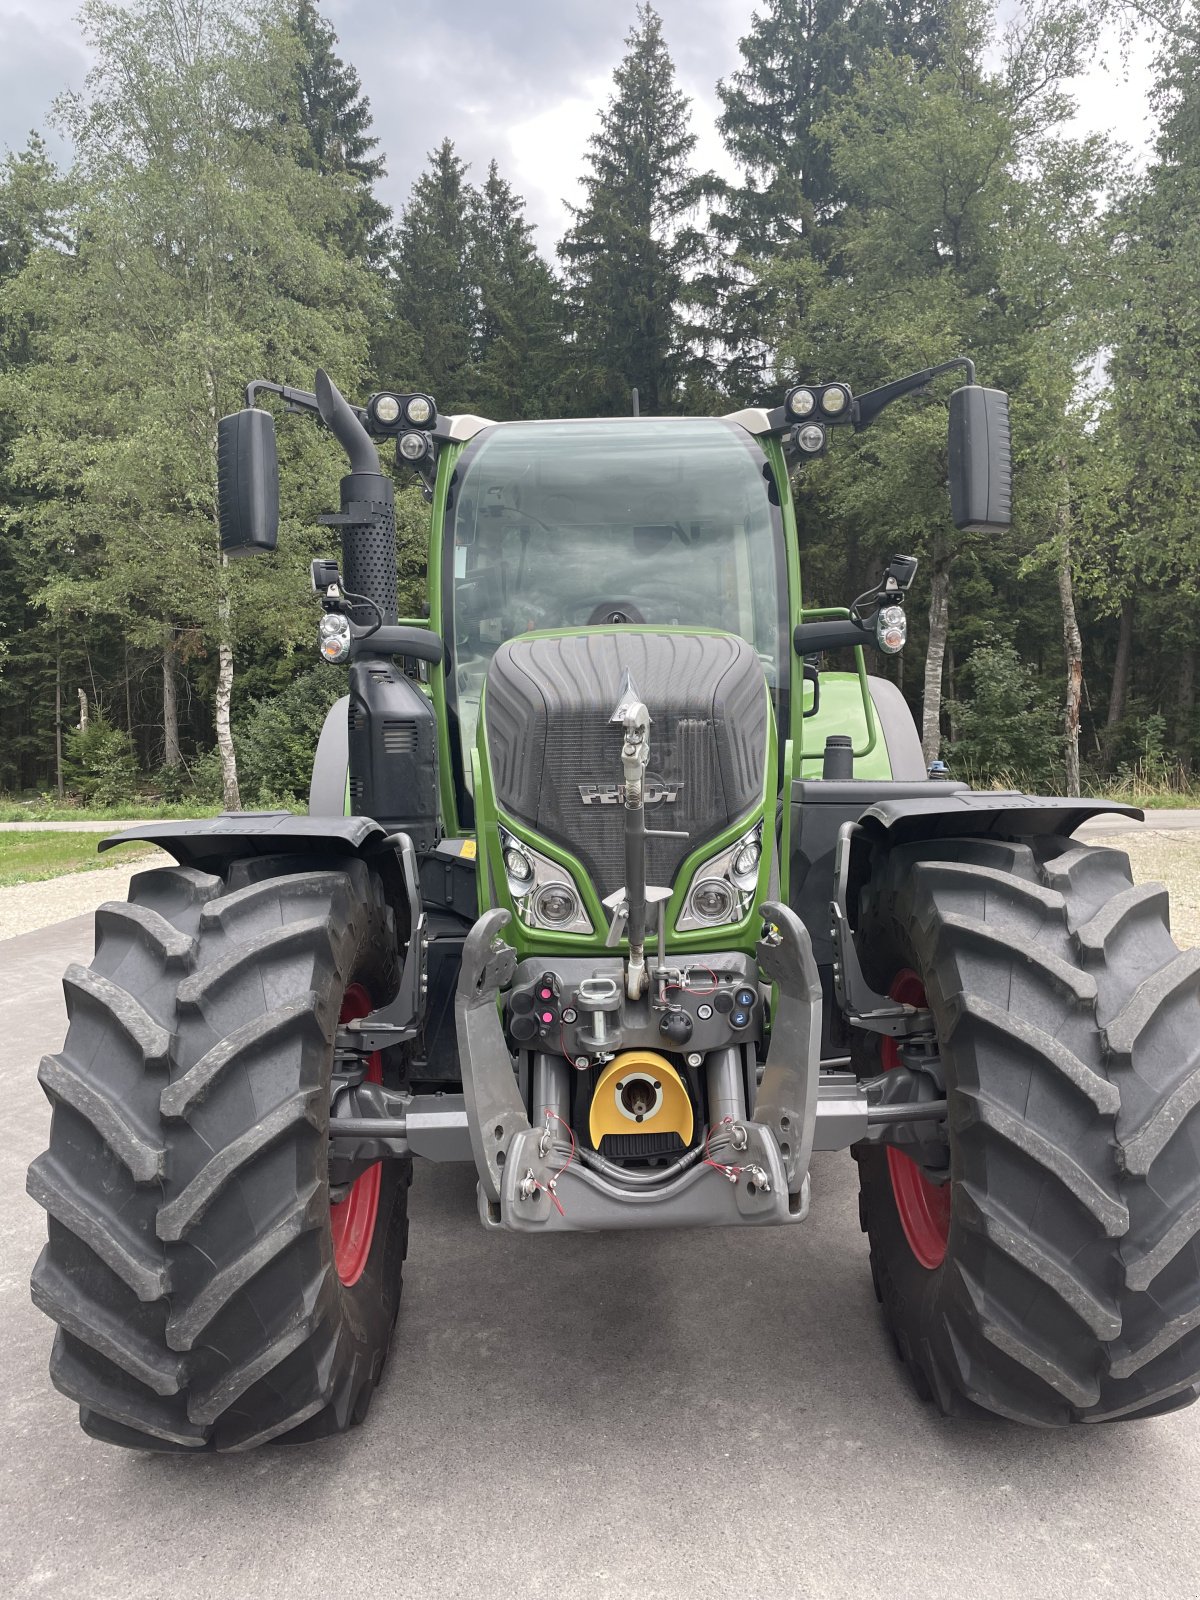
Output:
[4,0,381,807]
[712,0,948,397]
[0,137,78,795]
[557,4,712,415]
[390,139,477,409]
[285,0,390,263]
[1081,9,1200,777]
[470,162,560,419]
[766,0,1113,773]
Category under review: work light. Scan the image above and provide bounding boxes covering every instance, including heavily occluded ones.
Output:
[786,386,816,418]
[318,612,351,663]
[370,393,401,427]
[404,394,436,427]
[876,605,907,653]
[398,431,429,463]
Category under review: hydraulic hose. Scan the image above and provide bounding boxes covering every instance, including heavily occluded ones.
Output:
[576,1141,706,1188]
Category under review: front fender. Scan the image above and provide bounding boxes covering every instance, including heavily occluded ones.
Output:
[98,810,390,868]
[854,791,1141,845]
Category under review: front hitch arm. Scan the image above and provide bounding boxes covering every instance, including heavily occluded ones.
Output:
[754,900,823,1194]
[454,909,528,1202]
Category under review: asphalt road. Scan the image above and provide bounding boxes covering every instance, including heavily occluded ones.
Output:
[4,916,1200,1600]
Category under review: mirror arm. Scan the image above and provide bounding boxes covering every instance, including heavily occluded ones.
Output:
[244,380,372,430]
[854,356,976,430]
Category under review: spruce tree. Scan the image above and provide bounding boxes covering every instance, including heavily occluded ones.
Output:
[470,162,560,418]
[391,139,477,410]
[713,0,948,396]
[287,0,390,260]
[557,4,711,415]
[0,138,73,793]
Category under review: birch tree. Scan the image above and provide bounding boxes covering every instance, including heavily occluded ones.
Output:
[6,0,380,804]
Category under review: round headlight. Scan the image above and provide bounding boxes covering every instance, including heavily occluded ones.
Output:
[796,423,826,454]
[688,877,736,925]
[821,384,848,416]
[876,604,907,654]
[318,612,351,663]
[397,430,429,462]
[533,882,582,927]
[787,387,816,418]
[503,844,534,893]
[371,393,401,427]
[730,837,761,888]
[405,394,435,427]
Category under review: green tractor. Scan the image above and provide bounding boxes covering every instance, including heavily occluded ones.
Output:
[28,361,1200,1451]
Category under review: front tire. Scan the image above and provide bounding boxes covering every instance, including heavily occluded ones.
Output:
[855,834,1200,1425]
[27,854,410,1451]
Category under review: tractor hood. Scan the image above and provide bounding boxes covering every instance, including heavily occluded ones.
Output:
[481,628,771,906]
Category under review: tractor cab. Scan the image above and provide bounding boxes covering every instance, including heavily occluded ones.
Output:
[441,415,789,813]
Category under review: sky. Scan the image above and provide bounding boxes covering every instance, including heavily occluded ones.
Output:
[0,0,1160,254]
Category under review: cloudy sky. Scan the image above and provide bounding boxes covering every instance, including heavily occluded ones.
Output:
[0,0,1158,252]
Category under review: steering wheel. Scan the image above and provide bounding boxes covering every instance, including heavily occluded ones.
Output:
[584,599,647,626]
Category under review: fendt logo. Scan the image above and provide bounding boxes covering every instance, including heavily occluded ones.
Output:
[578,777,684,807]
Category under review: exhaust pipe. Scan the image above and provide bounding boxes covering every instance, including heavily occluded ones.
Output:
[315,368,380,475]
[313,369,397,627]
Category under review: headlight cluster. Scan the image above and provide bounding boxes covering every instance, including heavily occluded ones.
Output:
[785,383,851,421]
[676,822,764,930]
[499,827,593,934]
[366,390,437,432]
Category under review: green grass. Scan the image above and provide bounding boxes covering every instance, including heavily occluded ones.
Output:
[0,832,163,887]
[0,797,219,823]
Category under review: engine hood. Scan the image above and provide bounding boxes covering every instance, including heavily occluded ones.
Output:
[480,628,771,902]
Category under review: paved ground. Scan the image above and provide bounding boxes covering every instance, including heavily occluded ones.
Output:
[4,831,1200,1599]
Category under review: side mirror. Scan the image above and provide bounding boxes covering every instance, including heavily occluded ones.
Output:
[948,386,1011,533]
[217,408,279,555]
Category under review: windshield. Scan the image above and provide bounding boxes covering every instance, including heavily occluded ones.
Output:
[444,416,786,809]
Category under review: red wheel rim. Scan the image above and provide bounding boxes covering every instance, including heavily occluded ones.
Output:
[330,982,382,1288]
[883,969,950,1270]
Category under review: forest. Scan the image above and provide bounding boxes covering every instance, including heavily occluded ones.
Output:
[0,0,1198,812]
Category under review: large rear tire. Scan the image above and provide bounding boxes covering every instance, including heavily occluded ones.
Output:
[854,833,1200,1425]
[27,853,410,1451]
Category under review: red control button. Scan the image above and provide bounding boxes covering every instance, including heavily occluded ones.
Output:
[541,1011,555,1024]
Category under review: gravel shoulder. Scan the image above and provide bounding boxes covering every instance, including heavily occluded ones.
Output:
[0,854,166,941]
[1102,828,1200,948]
